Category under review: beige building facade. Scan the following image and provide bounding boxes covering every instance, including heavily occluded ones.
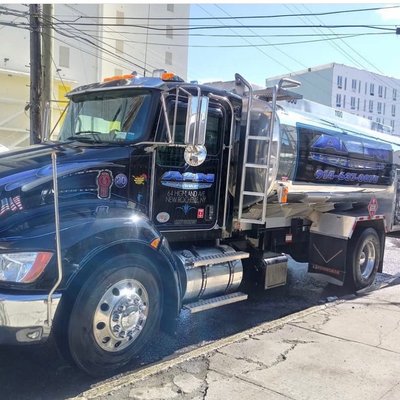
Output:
[0,3,189,148]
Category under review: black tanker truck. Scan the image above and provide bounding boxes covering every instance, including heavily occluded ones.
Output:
[1,72,400,375]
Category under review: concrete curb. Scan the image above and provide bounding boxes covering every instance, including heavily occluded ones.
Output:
[73,302,331,400]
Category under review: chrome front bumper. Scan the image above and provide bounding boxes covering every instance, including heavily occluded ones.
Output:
[0,293,61,344]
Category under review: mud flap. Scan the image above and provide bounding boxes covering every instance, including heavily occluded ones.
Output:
[308,233,348,286]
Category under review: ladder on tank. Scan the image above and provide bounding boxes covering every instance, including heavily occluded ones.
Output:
[237,75,301,225]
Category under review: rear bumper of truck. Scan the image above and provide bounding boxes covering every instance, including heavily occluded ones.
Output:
[0,293,61,344]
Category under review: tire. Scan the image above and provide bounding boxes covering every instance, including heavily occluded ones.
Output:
[67,255,162,376]
[347,228,380,291]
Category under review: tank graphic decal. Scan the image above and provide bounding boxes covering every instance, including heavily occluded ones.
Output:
[96,170,114,199]
[294,124,393,186]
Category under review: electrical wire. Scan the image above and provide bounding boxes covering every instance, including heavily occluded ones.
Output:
[47,22,397,32]
[61,4,169,75]
[50,5,400,22]
[210,4,334,98]
[107,32,392,48]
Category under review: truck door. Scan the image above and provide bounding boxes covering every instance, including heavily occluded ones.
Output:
[152,102,225,231]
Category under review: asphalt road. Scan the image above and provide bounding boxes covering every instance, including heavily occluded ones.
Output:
[1,237,399,400]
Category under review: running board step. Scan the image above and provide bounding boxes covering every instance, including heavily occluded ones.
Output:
[185,251,249,268]
[184,292,248,313]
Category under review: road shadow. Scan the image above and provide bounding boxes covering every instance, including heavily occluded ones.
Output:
[0,263,395,400]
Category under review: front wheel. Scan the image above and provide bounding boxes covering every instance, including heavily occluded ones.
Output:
[67,256,162,376]
[347,228,380,291]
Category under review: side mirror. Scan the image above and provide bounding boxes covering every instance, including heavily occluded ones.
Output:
[184,96,209,146]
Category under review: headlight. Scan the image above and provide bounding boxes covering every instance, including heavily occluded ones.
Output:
[0,252,53,283]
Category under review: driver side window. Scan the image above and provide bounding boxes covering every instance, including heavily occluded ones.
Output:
[156,101,223,167]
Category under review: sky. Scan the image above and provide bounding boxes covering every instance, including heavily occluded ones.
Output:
[186,3,400,86]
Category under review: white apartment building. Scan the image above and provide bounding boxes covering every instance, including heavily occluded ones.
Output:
[0,3,189,148]
[266,63,400,136]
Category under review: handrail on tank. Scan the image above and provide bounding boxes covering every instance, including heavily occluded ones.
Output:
[235,73,253,220]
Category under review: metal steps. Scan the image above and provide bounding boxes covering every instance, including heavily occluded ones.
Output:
[184,251,249,269]
[184,292,248,313]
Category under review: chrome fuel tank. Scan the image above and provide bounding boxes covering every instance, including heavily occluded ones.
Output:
[174,245,243,303]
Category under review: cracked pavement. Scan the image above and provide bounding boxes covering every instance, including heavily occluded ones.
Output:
[80,277,400,400]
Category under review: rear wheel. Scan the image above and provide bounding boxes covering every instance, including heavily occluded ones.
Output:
[67,256,161,376]
[347,228,380,291]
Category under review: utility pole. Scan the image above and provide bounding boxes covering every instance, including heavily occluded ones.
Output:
[29,4,42,145]
[42,4,53,139]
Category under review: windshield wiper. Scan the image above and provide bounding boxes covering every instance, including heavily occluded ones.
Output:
[68,131,103,143]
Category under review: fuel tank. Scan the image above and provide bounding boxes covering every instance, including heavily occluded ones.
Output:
[242,99,400,216]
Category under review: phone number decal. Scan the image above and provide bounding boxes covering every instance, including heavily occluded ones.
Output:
[314,169,379,184]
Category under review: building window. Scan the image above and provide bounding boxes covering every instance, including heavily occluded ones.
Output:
[369,100,373,113]
[165,51,172,65]
[167,4,174,12]
[376,117,381,124]
[344,77,347,90]
[166,25,174,39]
[350,96,356,109]
[336,93,341,107]
[358,80,361,93]
[337,75,342,89]
[377,102,382,114]
[343,95,346,108]
[378,85,383,97]
[392,104,396,117]
[370,83,374,96]
[391,120,395,130]
[357,98,360,111]
[363,99,366,112]
[383,103,386,115]
[116,10,124,24]
[384,87,387,99]
[393,89,397,101]
[59,46,70,68]
[368,116,373,120]
[351,79,357,92]
[115,39,124,54]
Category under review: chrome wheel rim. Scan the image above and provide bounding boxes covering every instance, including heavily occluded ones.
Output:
[358,240,376,280]
[93,278,149,352]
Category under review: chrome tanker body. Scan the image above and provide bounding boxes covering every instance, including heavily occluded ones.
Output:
[240,96,400,232]
[0,72,399,376]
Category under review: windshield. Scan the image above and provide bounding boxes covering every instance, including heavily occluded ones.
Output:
[58,90,153,143]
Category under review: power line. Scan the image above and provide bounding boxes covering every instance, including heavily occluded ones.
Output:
[61,4,169,75]
[293,4,400,94]
[104,32,392,48]
[42,15,154,74]
[47,22,397,32]
[211,4,334,100]
[51,5,400,22]
[60,30,396,39]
